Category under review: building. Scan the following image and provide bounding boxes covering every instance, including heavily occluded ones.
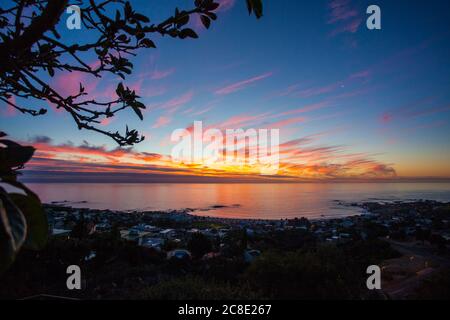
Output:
[167,249,191,260]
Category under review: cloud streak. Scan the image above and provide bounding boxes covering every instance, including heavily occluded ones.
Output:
[215,72,273,95]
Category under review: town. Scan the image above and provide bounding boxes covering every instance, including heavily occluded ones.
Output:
[1,200,450,299]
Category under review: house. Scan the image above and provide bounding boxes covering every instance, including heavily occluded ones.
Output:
[95,222,111,232]
[51,228,71,237]
[160,229,176,239]
[121,229,151,242]
[140,237,165,250]
[167,249,191,260]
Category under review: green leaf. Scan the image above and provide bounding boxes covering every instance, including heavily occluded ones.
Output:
[9,193,47,250]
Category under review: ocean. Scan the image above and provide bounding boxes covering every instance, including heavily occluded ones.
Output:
[26,182,450,220]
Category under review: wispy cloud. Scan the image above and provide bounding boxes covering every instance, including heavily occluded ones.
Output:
[215,72,273,95]
[152,91,194,113]
[150,68,175,80]
[327,0,362,37]
[379,96,449,124]
[0,96,17,117]
[280,101,331,116]
[152,116,172,129]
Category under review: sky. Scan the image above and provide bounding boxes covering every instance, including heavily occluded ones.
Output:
[2,0,450,182]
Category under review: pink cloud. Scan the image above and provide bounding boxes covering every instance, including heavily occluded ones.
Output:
[265,116,306,129]
[295,82,342,98]
[192,105,214,116]
[152,116,172,128]
[327,0,362,37]
[329,18,362,36]
[350,69,371,80]
[154,91,194,113]
[328,0,358,23]
[215,72,273,95]
[380,113,392,124]
[217,0,236,12]
[1,96,17,117]
[150,68,175,80]
[280,101,331,116]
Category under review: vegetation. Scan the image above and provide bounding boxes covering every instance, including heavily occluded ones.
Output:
[188,232,213,258]
[0,132,47,272]
[413,268,450,300]
[0,231,399,300]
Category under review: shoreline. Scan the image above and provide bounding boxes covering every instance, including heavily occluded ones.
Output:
[44,198,449,223]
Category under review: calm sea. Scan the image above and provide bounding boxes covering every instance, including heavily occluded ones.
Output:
[25,182,450,220]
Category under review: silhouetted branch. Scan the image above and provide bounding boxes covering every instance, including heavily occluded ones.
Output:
[0,0,263,145]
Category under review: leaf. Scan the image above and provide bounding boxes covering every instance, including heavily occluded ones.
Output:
[116,82,125,98]
[0,145,35,171]
[139,38,156,48]
[131,102,144,120]
[124,1,132,19]
[0,190,27,273]
[206,2,220,11]
[9,193,47,250]
[176,14,189,28]
[134,13,150,23]
[117,34,128,42]
[47,66,55,77]
[0,139,22,148]
[179,28,198,39]
[200,15,211,29]
[246,0,263,19]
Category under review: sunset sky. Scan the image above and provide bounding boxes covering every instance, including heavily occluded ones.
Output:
[2,0,450,182]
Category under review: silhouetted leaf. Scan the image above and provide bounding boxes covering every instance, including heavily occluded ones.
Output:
[179,28,198,39]
[246,0,263,19]
[0,189,27,273]
[139,38,156,48]
[200,15,211,29]
[206,2,220,11]
[131,102,144,120]
[134,13,150,23]
[9,193,47,250]
[176,14,189,28]
[116,82,125,98]
[0,145,35,171]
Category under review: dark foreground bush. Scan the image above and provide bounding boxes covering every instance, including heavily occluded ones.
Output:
[139,277,262,300]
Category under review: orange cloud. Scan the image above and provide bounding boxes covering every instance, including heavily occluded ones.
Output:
[21,127,398,182]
